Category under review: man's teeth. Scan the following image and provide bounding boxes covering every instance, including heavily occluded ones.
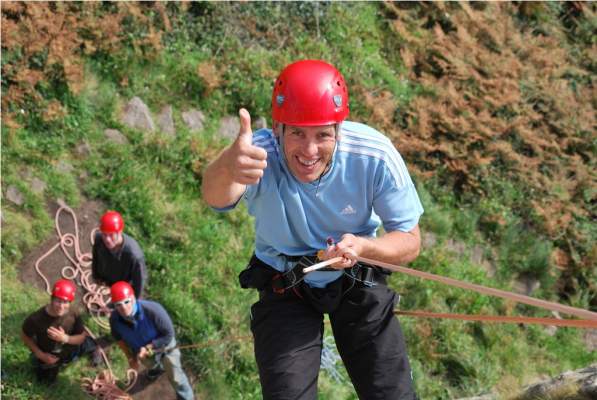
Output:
[298,157,318,166]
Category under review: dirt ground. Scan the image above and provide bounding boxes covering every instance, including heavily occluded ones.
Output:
[17,199,186,399]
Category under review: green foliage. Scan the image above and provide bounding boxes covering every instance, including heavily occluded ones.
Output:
[2,2,594,400]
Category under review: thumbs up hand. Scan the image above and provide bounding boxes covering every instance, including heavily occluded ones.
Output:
[201,108,268,208]
[228,108,267,185]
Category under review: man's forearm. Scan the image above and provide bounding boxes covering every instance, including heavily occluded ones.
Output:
[359,226,421,266]
[66,332,87,346]
[201,148,246,208]
[21,331,43,358]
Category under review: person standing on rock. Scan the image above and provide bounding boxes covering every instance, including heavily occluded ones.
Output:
[202,60,423,399]
[92,210,147,298]
[109,281,194,400]
[21,279,102,384]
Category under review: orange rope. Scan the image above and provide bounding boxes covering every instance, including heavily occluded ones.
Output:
[395,311,597,328]
[81,370,136,400]
[357,256,597,322]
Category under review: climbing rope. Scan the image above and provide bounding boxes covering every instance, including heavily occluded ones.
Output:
[34,205,137,399]
[81,328,138,399]
[355,255,597,326]
[81,369,136,400]
[303,255,597,327]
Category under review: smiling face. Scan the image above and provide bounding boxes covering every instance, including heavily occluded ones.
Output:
[49,296,71,317]
[101,231,123,250]
[282,124,337,183]
[114,296,135,317]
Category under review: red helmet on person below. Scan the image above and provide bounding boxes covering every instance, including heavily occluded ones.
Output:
[100,211,124,234]
[111,281,134,303]
[52,279,76,302]
[271,60,349,127]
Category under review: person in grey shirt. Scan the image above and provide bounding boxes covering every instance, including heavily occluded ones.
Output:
[92,210,147,298]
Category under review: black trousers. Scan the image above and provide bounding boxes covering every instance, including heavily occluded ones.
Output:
[32,336,97,384]
[250,280,417,400]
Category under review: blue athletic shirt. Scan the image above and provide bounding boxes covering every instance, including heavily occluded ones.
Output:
[218,121,424,288]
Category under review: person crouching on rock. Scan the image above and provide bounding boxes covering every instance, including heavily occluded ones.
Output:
[21,279,102,384]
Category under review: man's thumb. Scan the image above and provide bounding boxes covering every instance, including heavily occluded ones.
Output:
[238,108,253,144]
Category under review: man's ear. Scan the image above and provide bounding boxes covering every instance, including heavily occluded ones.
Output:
[272,121,283,137]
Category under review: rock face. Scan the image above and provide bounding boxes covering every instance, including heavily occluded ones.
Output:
[181,109,205,132]
[56,160,74,174]
[515,364,597,400]
[76,141,92,156]
[30,177,47,195]
[5,185,24,206]
[121,97,155,132]
[513,274,540,296]
[584,329,597,352]
[104,129,129,145]
[157,105,175,136]
[218,115,240,140]
[455,364,597,400]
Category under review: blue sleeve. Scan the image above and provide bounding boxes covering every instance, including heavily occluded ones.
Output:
[109,314,122,341]
[143,302,175,350]
[131,259,145,298]
[373,162,424,233]
[210,196,243,212]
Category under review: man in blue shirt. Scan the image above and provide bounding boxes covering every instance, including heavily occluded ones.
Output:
[202,60,423,399]
[109,281,194,400]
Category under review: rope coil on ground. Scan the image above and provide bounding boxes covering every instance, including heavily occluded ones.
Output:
[81,370,136,400]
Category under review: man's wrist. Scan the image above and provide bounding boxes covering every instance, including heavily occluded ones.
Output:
[63,334,69,344]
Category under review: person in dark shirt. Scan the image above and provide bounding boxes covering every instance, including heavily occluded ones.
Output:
[21,279,102,384]
[109,281,194,400]
[92,210,147,298]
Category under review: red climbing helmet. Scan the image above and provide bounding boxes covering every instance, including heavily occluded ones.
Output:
[100,211,124,234]
[52,279,76,302]
[271,60,349,127]
[111,281,134,303]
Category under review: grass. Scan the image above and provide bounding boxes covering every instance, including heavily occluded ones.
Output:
[2,2,594,399]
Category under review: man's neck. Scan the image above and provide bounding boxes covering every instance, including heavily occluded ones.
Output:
[110,236,125,253]
[45,304,59,318]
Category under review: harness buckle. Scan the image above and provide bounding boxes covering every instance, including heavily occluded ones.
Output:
[271,255,321,294]
[360,266,375,287]
[271,273,286,294]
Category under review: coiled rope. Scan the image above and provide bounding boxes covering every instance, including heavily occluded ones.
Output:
[34,205,137,399]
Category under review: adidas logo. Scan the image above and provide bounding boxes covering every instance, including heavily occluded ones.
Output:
[340,204,356,215]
